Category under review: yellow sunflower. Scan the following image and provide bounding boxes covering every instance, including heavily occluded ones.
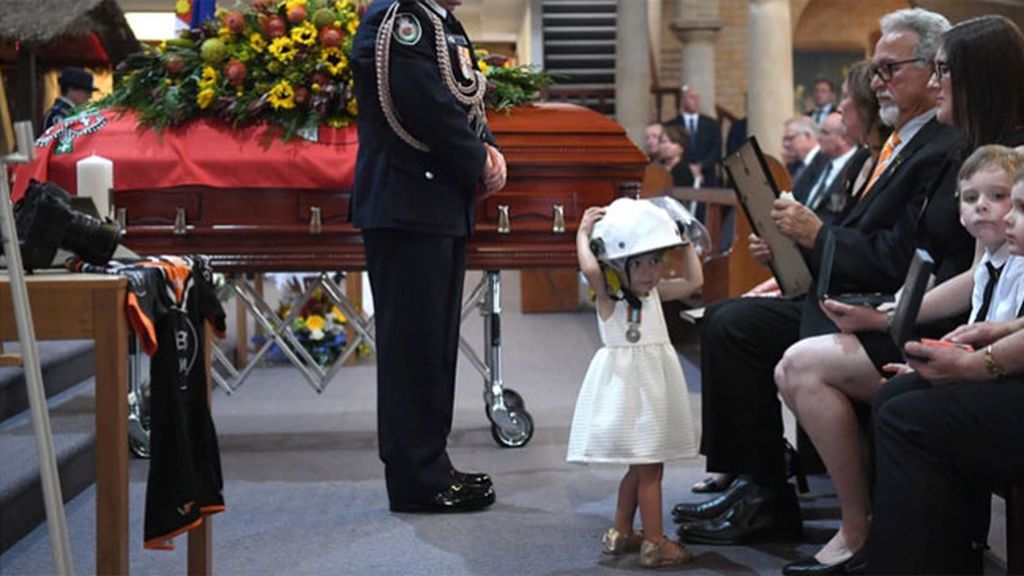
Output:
[250,33,266,53]
[320,46,347,76]
[268,80,296,109]
[269,37,298,63]
[197,88,216,109]
[291,21,317,46]
[199,66,218,88]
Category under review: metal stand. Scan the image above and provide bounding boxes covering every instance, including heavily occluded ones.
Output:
[459,271,533,447]
[211,272,376,394]
[0,121,74,574]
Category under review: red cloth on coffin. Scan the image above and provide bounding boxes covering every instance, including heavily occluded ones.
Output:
[11,109,358,203]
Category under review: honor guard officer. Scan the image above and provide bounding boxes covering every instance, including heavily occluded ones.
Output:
[351,0,507,513]
[41,67,97,135]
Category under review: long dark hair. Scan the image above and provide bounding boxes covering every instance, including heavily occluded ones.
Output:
[944,15,1024,152]
[845,59,890,153]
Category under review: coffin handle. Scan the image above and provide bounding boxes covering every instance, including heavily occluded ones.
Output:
[497,204,510,234]
[552,204,565,234]
[173,207,187,235]
[309,206,323,235]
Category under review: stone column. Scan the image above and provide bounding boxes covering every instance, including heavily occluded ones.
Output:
[669,17,724,117]
[746,0,794,161]
[615,0,651,147]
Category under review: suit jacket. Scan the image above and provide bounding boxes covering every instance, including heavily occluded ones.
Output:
[799,118,960,336]
[792,150,829,205]
[350,0,493,236]
[806,146,866,224]
[665,113,722,187]
[810,118,958,292]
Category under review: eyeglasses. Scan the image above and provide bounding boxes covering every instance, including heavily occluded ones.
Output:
[931,60,951,81]
[871,58,925,82]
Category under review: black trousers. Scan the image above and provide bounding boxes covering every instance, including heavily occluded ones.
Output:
[700,296,803,488]
[363,229,467,503]
[868,372,1024,574]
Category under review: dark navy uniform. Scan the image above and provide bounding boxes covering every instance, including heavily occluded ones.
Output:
[41,96,75,134]
[352,0,496,509]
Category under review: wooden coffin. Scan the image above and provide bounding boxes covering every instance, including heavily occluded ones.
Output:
[114,102,646,273]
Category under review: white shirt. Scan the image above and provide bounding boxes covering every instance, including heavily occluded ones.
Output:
[683,113,699,137]
[970,245,1024,323]
[892,109,936,159]
[423,0,447,18]
[805,145,858,208]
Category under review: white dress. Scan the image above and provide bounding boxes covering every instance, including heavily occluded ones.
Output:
[566,288,697,464]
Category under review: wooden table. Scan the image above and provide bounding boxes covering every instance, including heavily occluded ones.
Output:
[0,272,133,574]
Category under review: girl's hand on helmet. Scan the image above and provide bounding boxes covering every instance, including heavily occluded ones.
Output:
[578,206,606,238]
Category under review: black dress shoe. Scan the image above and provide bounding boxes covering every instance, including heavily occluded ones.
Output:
[672,476,754,522]
[782,556,852,575]
[677,483,802,545]
[389,483,496,513]
[451,469,492,488]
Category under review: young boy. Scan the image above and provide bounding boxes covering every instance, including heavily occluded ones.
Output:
[956,145,1024,324]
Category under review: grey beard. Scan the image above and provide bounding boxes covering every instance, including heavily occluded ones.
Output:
[879,104,899,127]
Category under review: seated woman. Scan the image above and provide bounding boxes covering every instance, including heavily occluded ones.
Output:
[659,124,700,188]
[772,15,1024,573]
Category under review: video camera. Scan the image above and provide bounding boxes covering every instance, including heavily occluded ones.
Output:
[13,180,121,272]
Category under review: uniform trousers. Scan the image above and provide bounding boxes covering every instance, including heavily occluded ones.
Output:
[363,228,467,503]
[869,372,1024,574]
[700,296,803,489]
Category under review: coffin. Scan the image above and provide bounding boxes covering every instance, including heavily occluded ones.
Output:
[13,103,646,273]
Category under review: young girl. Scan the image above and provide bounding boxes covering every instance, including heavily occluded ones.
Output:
[567,196,703,568]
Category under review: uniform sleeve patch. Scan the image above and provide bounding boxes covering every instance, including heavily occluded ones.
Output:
[393,12,422,46]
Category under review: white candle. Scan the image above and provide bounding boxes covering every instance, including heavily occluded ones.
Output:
[76,153,113,217]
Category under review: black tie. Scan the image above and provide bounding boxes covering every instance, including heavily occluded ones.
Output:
[974,262,1003,323]
[688,117,697,139]
[806,162,832,209]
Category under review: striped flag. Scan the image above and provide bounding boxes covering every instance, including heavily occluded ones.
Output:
[174,0,217,35]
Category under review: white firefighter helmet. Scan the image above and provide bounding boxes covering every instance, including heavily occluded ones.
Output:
[590,197,684,270]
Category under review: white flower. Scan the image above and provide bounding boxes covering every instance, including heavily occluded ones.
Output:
[309,328,325,341]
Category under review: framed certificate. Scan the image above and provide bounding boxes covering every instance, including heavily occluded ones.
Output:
[724,136,813,298]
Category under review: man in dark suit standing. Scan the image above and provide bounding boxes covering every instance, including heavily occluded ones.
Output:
[807,78,837,125]
[665,85,722,187]
[351,0,506,513]
[672,7,955,544]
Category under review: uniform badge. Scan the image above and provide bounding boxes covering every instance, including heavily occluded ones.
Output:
[457,45,474,80]
[393,13,422,45]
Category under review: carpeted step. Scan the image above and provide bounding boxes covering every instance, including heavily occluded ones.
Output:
[0,340,95,424]
[0,379,97,554]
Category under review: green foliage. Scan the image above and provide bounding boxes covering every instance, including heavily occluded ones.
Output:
[481,63,557,112]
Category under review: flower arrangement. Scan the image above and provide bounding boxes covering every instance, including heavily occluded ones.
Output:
[102,1,554,137]
[103,0,362,136]
[477,52,557,112]
[257,278,349,366]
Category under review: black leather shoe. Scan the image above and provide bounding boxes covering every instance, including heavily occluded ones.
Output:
[782,555,854,575]
[677,483,802,545]
[672,476,754,522]
[451,469,492,488]
[389,483,496,513]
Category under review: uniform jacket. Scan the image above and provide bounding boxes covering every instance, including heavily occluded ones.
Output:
[351,0,494,236]
[664,113,722,187]
[41,96,75,134]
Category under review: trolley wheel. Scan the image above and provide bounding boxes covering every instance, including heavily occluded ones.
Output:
[490,409,534,448]
[129,436,150,459]
[484,388,526,419]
